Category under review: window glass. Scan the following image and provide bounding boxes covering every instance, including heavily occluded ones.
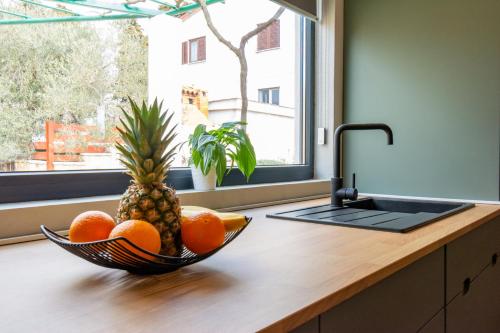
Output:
[258,89,270,103]
[271,88,280,105]
[258,88,280,105]
[190,39,199,62]
[0,0,309,173]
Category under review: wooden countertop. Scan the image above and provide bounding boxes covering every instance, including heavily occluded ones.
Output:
[1,199,499,333]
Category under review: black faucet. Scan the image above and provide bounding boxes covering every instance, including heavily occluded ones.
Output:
[332,123,394,207]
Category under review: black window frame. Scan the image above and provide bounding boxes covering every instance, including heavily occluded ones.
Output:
[0,19,315,204]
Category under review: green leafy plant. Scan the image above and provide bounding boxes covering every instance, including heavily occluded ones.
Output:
[188,122,256,186]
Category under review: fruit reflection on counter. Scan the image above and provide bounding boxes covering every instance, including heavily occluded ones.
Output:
[67,207,248,259]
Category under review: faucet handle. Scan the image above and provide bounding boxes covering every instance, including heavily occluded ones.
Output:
[334,187,358,202]
[352,173,356,188]
[345,187,358,201]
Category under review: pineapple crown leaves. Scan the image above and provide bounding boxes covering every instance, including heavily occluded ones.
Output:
[115,97,179,185]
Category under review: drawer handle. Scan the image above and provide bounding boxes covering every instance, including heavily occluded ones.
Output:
[492,253,498,266]
[463,277,471,295]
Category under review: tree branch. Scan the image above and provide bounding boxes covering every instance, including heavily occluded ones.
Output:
[240,6,285,47]
[197,0,240,56]
[196,2,286,129]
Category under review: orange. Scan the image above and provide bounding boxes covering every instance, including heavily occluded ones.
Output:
[108,220,161,260]
[181,212,225,254]
[68,211,116,243]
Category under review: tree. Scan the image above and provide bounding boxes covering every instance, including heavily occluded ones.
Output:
[196,0,284,127]
[113,19,148,109]
[0,3,108,163]
[106,19,148,140]
[0,3,148,165]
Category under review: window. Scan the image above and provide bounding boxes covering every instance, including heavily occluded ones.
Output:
[0,1,315,204]
[258,88,280,105]
[182,36,206,64]
[257,19,280,51]
[259,89,269,103]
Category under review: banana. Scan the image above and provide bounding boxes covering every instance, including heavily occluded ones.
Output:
[216,212,248,232]
[181,206,217,213]
[181,206,216,218]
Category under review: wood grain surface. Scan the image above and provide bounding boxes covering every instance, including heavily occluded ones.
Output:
[0,199,499,333]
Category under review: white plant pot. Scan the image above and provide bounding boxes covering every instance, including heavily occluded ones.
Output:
[191,165,217,191]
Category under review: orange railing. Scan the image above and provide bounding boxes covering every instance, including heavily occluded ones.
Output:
[32,121,110,170]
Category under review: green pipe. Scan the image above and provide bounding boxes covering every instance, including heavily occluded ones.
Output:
[0,0,225,25]
[0,13,146,24]
[18,0,80,16]
[0,8,31,18]
[51,0,158,16]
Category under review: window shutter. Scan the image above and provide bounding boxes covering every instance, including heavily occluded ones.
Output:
[269,20,280,48]
[197,37,206,61]
[181,41,188,64]
[257,26,268,51]
[257,21,280,51]
[270,0,318,20]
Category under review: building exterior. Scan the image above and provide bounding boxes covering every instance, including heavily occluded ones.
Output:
[148,0,302,166]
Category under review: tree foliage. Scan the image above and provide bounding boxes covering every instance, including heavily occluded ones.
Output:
[105,19,148,138]
[114,19,148,108]
[0,3,148,164]
[0,4,107,162]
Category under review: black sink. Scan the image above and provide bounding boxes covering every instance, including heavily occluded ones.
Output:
[267,197,474,232]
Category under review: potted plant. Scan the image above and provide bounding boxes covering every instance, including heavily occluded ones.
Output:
[188,122,256,190]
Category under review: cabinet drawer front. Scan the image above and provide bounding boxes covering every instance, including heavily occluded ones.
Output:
[446,262,500,333]
[447,217,500,301]
[419,310,444,333]
[320,249,444,333]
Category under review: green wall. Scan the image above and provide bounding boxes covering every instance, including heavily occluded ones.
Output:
[343,0,500,200]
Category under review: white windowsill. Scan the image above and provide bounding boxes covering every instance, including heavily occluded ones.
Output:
[0,179,330,245]
[256,46,280,53]
[187,60,206,65]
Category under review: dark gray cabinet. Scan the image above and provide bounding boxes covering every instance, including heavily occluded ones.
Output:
[290,317,319,333]
[319,249,444,333]
[288,217,500,333]
[419,310,445,333]
[446,216,500,332]
[446,260,500,332]
[446,216,500,302]
[446,214,500,333]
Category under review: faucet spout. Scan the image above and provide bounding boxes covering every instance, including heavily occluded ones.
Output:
[333,123,393,179]
[332,123,394,206]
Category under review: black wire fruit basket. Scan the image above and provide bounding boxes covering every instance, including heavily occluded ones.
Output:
[40,217,251,275]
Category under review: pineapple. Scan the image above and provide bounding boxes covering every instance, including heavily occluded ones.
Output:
[115,98,182,256]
